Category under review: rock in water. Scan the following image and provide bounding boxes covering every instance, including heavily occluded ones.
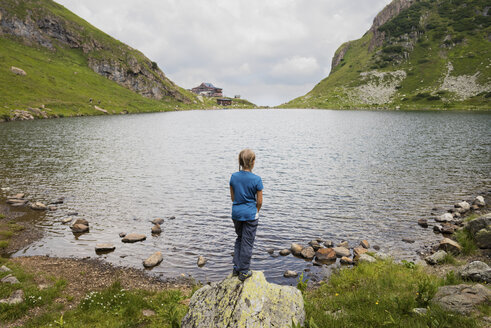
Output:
[30,202,47,210]
[152,218,164,225]
[73,218,89,226]
[337,240,349,248]
[473,195,485,207]
[436,213,453,223]
[333,247,350,258]
[197,256,207,267]
[279,249,291,256]
[95,243,116,252]
[284,270,298,278]
[143,252,163,268]
[417,219,428,228]
[315,248,336,261]
[360,240,370,249]
[122,233,146,243]
[300,246,315,260]
[70,224,89,233]
[181,271,304,328]
[353,246,368,257]
[290,243,304,256]
[151,224,161,234]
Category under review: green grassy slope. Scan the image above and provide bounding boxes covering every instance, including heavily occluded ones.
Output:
[282,0,491,110]
[0,0,255,121]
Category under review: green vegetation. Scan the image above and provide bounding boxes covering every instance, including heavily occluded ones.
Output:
[455,227,479,256]
[0,0,255,121]
[0,222,24,250]
[0,258,193,327]
[282,0,491,110]
[301,260,485,327]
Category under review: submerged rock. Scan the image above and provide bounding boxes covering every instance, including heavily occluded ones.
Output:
[70,224,89,233]
[143,252,163,268]
[73,218,89,226]
[417,219,428,228]
[181,271,304,328]
[61,218,72,224]
[30,202,47,210]
[279,249,291,256]
[284,270,298,278]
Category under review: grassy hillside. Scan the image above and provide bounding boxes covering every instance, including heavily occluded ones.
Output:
[282,0,491,110]
[0,0,255,121]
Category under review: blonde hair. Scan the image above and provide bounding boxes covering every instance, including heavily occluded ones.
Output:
[238,149,255,171]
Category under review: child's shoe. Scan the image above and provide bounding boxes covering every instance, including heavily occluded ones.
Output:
[238,270,252,281]
[232,268,239,276]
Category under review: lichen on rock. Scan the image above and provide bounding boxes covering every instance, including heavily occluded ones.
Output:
[181,271,305,328]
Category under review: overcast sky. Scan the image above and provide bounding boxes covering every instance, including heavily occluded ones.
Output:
[55,0,392,106]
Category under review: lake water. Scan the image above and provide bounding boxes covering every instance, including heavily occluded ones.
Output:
[0,109,490,284]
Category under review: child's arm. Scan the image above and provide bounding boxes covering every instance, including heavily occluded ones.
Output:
[230,186,235,202]
[256,190,263,212]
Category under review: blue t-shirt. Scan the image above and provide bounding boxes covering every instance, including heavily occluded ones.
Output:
[230,171,263,221]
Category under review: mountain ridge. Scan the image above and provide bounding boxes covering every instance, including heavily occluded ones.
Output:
[283,0,490,110]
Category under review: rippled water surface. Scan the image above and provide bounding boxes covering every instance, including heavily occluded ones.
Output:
[0,109,490,284]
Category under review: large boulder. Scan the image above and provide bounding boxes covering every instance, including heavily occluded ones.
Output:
[300,246,315,260]
[333,247,350,258]
[181,271,304,328]
[435,213,453,223]
[459,261,491,283]
[467,213,491,236]
[431,284,491,314]
[315,248,336,261]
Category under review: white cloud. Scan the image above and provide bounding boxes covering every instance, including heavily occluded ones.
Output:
[54,0,392,106]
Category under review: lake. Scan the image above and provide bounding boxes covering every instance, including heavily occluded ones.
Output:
[0,109,490,284]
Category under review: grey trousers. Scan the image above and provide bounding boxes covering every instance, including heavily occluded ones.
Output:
[232,219,259,273]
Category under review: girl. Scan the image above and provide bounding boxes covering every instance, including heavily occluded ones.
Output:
[229,149,263,281]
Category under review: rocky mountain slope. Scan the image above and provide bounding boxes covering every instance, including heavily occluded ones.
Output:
[0,0,202,120]
[283,0,491,110]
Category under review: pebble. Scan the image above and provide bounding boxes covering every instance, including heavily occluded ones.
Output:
[417,219,428,228]
[266,248,274,255]
[197,255,207,267]
[61,218,72,224]
[67,212,78,216]
[402,238,415,244]
[324,240,333,248]
[373,245,380,251]
[169,216,176,220]
[283,270,298,278]
[47,205,57,211]
[119,232,126,238]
